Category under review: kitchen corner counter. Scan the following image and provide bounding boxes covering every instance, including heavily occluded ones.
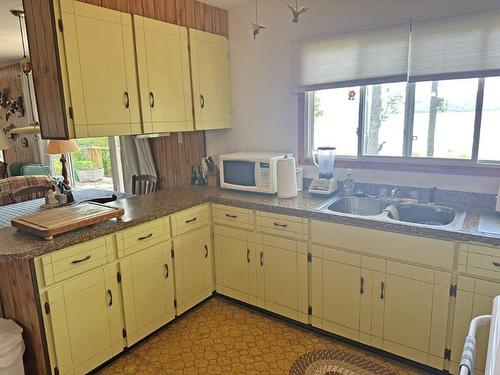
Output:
[1,186,499,262]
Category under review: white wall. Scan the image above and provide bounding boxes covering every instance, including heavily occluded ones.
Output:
[206,0,500,194]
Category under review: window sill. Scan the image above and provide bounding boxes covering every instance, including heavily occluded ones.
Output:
[300,157,500,177]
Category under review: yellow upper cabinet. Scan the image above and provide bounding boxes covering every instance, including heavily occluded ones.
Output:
[59,0,141,138]
[190,29,231,130]
[134,16,194,133]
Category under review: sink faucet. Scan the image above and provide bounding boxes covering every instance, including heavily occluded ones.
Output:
[429,187,438,204]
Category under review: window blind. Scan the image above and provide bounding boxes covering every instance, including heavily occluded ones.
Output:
[291,25,410,93]
[408,10,500,82]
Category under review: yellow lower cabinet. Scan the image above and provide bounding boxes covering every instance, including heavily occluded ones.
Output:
[311,245,362,341]
[173,226,213,315]
[259,235,308,323]
[213,225,257,304]
[449,276,500,374]
[40,264,124,375]
[120,242,175,347]
[381,262,450,369]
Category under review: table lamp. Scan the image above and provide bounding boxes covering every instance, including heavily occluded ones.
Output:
[47,140,79,187]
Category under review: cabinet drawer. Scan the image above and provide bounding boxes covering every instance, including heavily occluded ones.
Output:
[38,236,115,286]
[256,211,308,240]
[172,204,210,236]
[467,251,500,280]
[116,218,170,258]
[212,204,253,229]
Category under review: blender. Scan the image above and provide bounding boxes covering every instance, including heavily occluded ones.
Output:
[308,147,338,195]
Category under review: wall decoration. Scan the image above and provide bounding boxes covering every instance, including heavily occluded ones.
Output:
[20,137,29,148]
[287,0,309,24]
[252,0,267,39]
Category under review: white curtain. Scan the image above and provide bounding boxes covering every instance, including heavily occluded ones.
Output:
[409,10,500,82]
[291,24,410,92]
[120,136,157,194]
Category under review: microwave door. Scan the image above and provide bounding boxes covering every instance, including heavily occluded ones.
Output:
[222,160,258,190]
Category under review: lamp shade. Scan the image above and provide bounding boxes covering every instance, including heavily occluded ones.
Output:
[0,131,13,151]
[46,140,79,155]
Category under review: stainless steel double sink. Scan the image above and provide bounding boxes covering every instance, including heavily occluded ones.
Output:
[315,196,466,230]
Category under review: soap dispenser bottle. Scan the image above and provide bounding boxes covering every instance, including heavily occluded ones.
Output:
[344,169,355,196]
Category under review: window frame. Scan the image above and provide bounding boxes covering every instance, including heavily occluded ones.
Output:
[299,77,500,176]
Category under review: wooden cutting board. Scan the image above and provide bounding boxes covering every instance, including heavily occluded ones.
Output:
[11,202,124,240]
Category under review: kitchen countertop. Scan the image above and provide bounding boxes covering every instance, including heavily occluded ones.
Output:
[1,186,499,263]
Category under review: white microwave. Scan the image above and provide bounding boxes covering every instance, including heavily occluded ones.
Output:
[219,151,292,194]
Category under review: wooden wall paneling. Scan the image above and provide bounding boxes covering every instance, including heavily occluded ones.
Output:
[219,7,228,37]
[115,0,131,12]
[194,1,205,31]
[0,261,50,375]
[174,0,187,26]
[184,0,196,28]
[129,0,144,15]
[23,0,69,140]
[0,64,37,164]
[142,0,155,18]
[82,0,102,6]
[203,3,214,33]
[150,132,205,190]
[101,0,118,10]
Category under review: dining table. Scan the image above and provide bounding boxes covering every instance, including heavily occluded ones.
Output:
[0,188,129,229]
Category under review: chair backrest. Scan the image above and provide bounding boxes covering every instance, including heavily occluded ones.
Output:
[9,185,52,204]
[0,162,7,179]
[132,175,158,195]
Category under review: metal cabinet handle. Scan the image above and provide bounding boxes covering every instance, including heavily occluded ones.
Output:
[123,91,129,108]
[260,251,264,266]
[185,217,197,224]
[225,213,237,219]
[380,282,385,300]
[247,249,250,263]
[200,94,205,109]
[71,255,91,264]
[493,261,500,267]
[165,264,169,278]
[204,245,209,258]
[360,277,364,294]
[273,222,288,228]
[138,233,153,241]
[149,91,155,108]
[107,290,113,307]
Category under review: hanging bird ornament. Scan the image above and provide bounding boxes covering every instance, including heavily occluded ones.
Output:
[288,0,308,23]
[252,0,267,39]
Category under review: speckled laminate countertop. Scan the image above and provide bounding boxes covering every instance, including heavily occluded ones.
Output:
[1,186,499,263]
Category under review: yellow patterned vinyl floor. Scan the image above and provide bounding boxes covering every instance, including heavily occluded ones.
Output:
[97,297,430,375]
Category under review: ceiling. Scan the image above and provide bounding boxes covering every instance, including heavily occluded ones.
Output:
[0,0,23,68]
[199,0,252,9]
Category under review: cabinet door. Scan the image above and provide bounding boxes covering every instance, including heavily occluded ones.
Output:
[61,1,140,137]
[44,265,123,375]
[260,237,308,322]
[190,29,231,130]
[134,16,193,133]
[322,260,361,333]
[120,242,175,346]
[216,234,251,296]
[450,277,500,374]
[174,227,213,315]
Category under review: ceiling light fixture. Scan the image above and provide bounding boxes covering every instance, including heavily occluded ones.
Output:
[10,9,31,75]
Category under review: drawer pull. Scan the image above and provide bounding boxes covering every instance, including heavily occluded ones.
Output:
[260,251,264,266]
[247,249,250,263]
[204,245,209,258]
[138,233,153,241]
[273,222,288,228]
[71,255,91,264]
[380,282,385,300]
[107,290,113,307]
[123,91,129,109]
[149,91,155,108]
[225,213,238,219]
[185,217,197,224]
[165,264,169,279]
[493,261,500,267]
[360,277,364,294]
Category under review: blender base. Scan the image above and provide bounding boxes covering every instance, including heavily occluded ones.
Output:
[308,178,338,195]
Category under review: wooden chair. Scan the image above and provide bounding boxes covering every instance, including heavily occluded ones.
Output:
[9,185,52,203]
[132,175,158,195]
